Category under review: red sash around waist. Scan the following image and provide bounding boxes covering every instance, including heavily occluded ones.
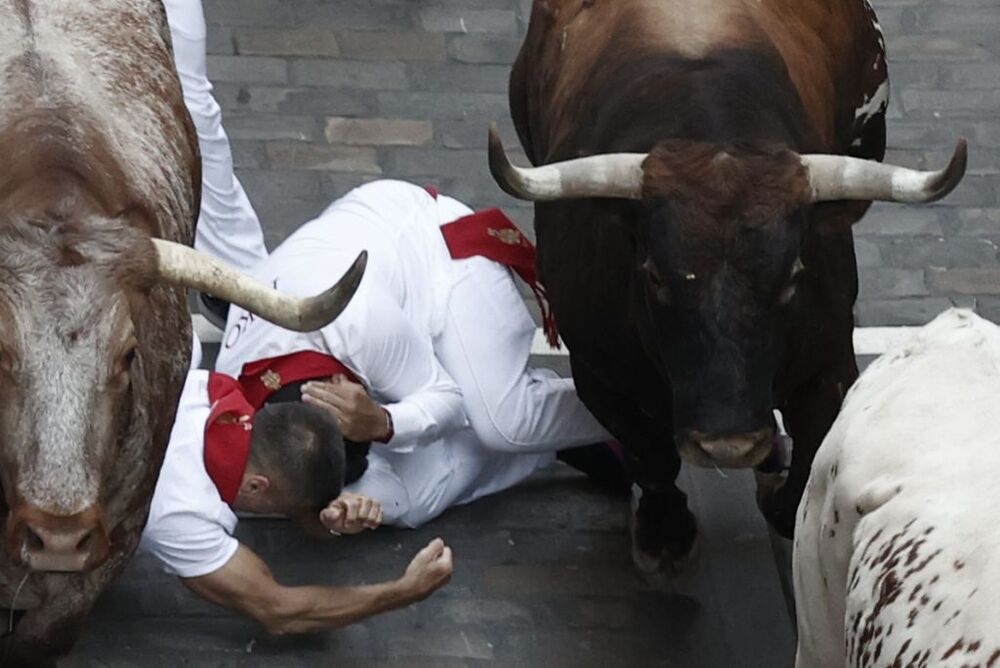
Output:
[426,186,560,348]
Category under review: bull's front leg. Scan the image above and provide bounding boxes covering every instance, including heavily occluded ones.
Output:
[571,362,696,574]
[764,355,858,538]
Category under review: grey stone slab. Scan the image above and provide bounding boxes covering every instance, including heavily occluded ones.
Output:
[290,60,409,90]
[855,296,957,325]
[206,55,289,85]
[858,267,931,298]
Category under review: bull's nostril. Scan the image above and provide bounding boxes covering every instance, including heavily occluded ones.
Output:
[24,526,44,552]
[76,529,96,553]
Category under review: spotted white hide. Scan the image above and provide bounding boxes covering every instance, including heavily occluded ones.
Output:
[793,309,1000,667]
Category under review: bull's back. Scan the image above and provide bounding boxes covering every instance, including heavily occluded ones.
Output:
[794,310,1000,666]
[0,0,196,242]
[515,0,882,157]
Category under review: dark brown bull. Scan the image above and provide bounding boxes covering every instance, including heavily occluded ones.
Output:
[489,0,966,572]
[0,1,363,663]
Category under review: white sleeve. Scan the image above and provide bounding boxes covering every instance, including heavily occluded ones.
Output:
[140,511,239,579]
[327,283,465,453]
[344,453,412,527]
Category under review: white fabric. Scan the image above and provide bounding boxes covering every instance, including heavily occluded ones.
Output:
[215,179,609,454]
[347,431,554,528]
[214,179,608,526]
[164,0,268,272]
[216,180,467,451]
[140,371,239,578]
[190,327,203,370]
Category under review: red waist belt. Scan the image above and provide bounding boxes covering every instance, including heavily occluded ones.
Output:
[426,186,559,348]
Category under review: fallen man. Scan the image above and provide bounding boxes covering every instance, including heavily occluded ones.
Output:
[139,179,626,633]
[215,179,629,529]
[139,369,453,633]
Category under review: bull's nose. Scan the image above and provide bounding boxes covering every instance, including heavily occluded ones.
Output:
[679,427,775,468]
[9,505,110,572]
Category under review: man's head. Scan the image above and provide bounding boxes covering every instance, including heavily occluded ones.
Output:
[233,402,345,518]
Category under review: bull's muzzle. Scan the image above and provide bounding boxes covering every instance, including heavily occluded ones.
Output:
[7,504,110,572]
[677,426,774,469]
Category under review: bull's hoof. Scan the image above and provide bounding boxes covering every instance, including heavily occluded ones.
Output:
[628,484,698,576]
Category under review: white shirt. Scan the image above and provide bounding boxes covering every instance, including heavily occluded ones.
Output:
[140,370,239,578]
[215,180,474,452]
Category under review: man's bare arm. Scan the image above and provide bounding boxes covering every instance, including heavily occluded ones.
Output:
[182,538,452,635]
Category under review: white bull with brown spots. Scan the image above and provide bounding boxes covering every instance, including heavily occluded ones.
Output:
[794,309,1000,667]
[0,1,363,663]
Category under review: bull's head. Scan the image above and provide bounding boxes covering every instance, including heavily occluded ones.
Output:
[488,124,966,468]
[0,218,365,572]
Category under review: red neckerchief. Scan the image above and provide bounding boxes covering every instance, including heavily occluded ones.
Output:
[204,372,256,505]
[425,186,560,348]
[238,350,360,409]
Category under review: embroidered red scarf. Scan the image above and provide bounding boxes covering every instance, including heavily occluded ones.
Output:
[203,372,256,505]
[426,186,560,348]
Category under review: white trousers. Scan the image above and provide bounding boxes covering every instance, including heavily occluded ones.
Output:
[163,0,268,273]
[433,255,611,454]
[347,429,555,528]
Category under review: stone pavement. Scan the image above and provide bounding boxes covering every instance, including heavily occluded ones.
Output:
[202,0,999,326]
[70,467,794,667]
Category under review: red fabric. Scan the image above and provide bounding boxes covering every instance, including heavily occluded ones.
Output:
[440,208,561,348]
[238,350,360,409]
[204,373,256,505]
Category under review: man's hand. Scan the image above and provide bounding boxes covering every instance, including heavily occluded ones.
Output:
[321,492,383,535]
[302,375,391,442]
[399,538,453,602]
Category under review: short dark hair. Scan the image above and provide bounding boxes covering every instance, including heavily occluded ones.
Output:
[247,402,346,516]
[265,379,370,484]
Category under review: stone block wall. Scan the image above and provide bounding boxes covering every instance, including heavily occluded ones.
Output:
[203,0,999,326]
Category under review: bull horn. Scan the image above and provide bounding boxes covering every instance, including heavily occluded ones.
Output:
[802,138,967,204]
[152,239,367,332]
[488,123,646,201]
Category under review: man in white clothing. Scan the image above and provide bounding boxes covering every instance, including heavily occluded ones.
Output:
[215,179,628,529]
[140,369,454,633]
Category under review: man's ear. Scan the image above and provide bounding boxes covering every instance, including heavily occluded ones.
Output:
[241,473,271,496]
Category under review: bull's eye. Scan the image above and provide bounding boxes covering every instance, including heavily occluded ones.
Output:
[119,337,139,375]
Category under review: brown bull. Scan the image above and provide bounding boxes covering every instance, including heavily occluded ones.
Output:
[0,1,363,663]
[489,0,966,572]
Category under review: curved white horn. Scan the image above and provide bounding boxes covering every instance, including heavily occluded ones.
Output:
[488,123,646,201]
[153,239,367,332]
[802,139,967,204]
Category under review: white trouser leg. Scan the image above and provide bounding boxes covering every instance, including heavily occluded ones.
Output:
[351,430,555,529]
[163,0,268,272]
[434,257,611,454]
